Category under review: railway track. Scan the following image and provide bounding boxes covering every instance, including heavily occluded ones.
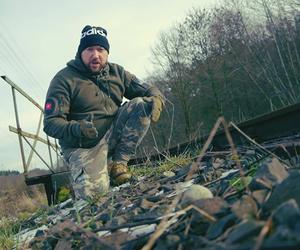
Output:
[129,102,300,165]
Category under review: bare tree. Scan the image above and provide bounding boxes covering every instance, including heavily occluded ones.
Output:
[151,24,195,136]
[147,0,300,149]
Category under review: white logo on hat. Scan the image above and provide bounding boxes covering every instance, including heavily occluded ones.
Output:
[81,27,107,39]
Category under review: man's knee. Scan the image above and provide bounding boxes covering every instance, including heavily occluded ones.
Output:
[72,173,109,200]
[127,97,151,114]
[128,97,149,108]
[68,146,110,200]
[128,97,146,106]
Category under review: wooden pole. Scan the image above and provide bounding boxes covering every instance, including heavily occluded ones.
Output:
[11,87,27,174]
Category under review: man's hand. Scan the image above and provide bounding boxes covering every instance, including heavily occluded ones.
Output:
[143,96,163,122]
[79,120,98,139]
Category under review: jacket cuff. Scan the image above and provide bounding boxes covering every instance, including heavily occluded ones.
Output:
[71,121,82,138]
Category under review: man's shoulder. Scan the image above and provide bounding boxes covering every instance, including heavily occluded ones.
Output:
[53,64,79,81]
[55,66,69,77]
[108,62,125,74]
[49,67,79,90]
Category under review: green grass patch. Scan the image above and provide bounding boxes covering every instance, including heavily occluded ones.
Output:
[229,176,253,191]
[0,218,21,250]
[0,206,49,249]
[129,154,192,177]
[57,186,72,203]
[229,163,259,191]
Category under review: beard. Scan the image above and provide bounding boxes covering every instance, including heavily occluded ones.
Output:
[87,59,104,73]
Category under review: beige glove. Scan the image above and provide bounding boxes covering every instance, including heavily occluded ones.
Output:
[79,120,98,139]
[143,96,163,122]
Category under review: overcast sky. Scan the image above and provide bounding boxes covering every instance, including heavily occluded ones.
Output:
[0,0,219,172]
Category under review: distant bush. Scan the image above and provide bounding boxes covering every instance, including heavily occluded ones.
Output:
[0,174,47,219]
[0,170,20,176]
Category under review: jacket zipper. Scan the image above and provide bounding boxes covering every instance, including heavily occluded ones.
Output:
[96,74,111,113]
[96,75,110,97]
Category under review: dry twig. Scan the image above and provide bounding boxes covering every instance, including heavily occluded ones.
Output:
[254,217,273,250]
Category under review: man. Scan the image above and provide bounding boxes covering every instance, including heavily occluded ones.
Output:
[43,25,164,200]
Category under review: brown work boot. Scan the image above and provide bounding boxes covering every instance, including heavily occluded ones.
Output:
[109,162,132,186]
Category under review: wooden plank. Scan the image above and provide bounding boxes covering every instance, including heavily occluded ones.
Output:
[1,75,43,111]
[9,125,57,148]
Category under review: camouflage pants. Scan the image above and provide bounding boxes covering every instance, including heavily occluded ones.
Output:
[65,97,152,200]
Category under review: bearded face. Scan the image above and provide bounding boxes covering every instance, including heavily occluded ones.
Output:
[81,46,108,73]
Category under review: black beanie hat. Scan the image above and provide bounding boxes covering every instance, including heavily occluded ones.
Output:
[77,25,110,54]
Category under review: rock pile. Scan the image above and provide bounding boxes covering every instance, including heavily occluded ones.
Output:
[15,151,300,250]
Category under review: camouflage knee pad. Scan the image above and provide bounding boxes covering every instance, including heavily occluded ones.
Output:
[68,141,110,200]
[108,97,152,162]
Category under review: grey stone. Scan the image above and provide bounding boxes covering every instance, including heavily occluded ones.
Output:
[264,170,300,211]
[272,199,300,229]
[154,234,181,250]
[206,213,237,240]
[231,195,258,220]
[180,184,213,207]
[263,225,300,249]
[225,220,264,244]
[249,157,288,191]
[30,220,116,250]
[193,197,229,217]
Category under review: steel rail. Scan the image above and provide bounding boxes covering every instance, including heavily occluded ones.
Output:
[129,102,300,165]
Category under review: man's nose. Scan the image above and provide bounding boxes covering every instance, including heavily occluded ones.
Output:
[91,49,100,57]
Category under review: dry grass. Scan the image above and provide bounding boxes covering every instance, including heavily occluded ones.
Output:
[0,217,19,250]
[0,175,47,219]
[0,173,48,249]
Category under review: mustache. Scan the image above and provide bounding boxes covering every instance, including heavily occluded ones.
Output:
[90,58,101,63]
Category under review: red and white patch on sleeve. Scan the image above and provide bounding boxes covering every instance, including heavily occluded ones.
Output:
[45,102,52,110]
[44,97,58,115]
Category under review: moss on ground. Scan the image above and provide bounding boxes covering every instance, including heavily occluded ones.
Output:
[129,154,192,177]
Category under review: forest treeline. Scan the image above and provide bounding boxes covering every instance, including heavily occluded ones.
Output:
[140,0,300,154]
[0,170,20,176]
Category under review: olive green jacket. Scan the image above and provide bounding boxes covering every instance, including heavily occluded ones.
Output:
[43,56,163,151]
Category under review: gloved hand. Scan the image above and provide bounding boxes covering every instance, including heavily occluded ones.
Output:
[79,120,98,139]
[143,96,163,122]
